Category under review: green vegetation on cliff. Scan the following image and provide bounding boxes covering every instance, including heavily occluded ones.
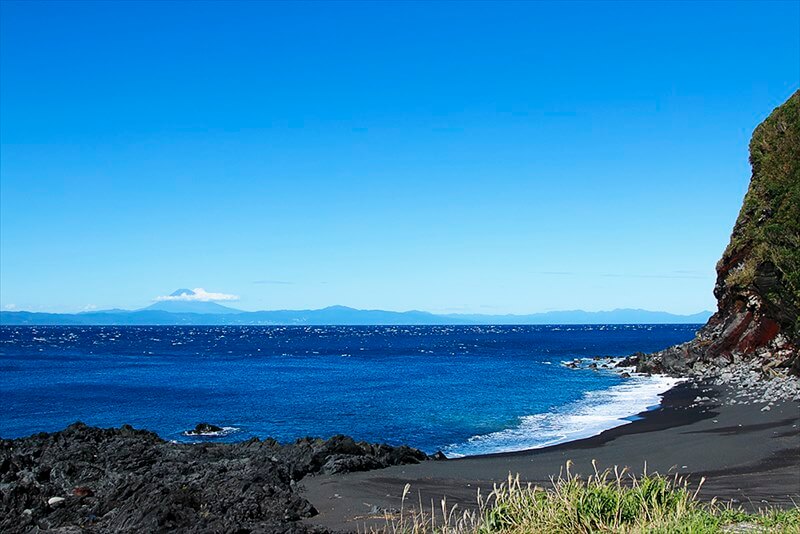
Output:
[719,90,800,338]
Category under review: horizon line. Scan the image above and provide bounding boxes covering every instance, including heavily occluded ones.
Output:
[0,304,714,317]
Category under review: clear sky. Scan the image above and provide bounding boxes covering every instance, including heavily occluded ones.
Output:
[1,1,798,314]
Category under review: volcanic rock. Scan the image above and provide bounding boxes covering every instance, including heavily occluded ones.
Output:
[0,422,428,533]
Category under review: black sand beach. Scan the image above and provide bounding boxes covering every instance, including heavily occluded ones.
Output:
[302,381,800,532]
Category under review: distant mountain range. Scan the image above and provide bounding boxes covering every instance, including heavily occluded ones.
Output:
[0,301,712,326]
[445,309,713,325]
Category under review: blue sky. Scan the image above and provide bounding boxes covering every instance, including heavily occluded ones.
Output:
[1,1,798,314]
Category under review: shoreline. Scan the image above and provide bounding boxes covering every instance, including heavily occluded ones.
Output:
[460,379,699,460]
[301,377,800,532]
[441,359,682,457]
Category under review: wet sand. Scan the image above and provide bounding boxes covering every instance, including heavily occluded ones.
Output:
[301,381,800,532]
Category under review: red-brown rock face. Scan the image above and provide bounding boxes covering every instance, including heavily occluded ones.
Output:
[640,91,799,376]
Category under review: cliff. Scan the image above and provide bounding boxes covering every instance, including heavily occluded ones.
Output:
[639,90,800,376]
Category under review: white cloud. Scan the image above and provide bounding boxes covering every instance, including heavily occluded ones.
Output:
[3,304,17,310]
[154,288,239,302]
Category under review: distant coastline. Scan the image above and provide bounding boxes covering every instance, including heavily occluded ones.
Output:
[0,305,712,326]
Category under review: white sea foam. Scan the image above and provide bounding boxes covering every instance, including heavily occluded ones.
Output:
[183,426,240,438]
[443,373,681,457]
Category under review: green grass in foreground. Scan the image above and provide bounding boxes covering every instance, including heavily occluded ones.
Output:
[376,461,799,533]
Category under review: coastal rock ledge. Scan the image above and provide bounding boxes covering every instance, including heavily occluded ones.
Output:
[0,422,426,533]
[637,90,800,380]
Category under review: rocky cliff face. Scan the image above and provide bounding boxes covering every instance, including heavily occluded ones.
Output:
[639,91,800,377]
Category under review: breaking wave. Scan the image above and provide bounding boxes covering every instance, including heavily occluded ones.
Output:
[443,373,680,457]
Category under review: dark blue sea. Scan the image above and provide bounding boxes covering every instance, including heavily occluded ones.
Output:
[0,325,696,456]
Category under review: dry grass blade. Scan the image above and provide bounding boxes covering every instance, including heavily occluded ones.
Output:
[368,462,799,533]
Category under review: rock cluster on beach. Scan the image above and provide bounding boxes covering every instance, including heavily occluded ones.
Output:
[619,352,800,406]
[636,91,800,386]
[0,422,427,533]
[691,359,800,407]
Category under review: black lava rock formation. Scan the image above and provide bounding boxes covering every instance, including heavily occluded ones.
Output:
[0,422,427,533]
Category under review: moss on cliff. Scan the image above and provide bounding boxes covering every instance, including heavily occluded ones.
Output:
[717,90,800,341]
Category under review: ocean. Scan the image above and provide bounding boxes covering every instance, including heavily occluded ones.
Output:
[0,325,695,456]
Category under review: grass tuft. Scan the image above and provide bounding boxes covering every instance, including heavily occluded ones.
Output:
[369,461,800,533]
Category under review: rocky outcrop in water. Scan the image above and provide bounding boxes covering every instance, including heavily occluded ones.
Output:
[184,422,224,435]
[638,91,800,378]
[0,422,427,533]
